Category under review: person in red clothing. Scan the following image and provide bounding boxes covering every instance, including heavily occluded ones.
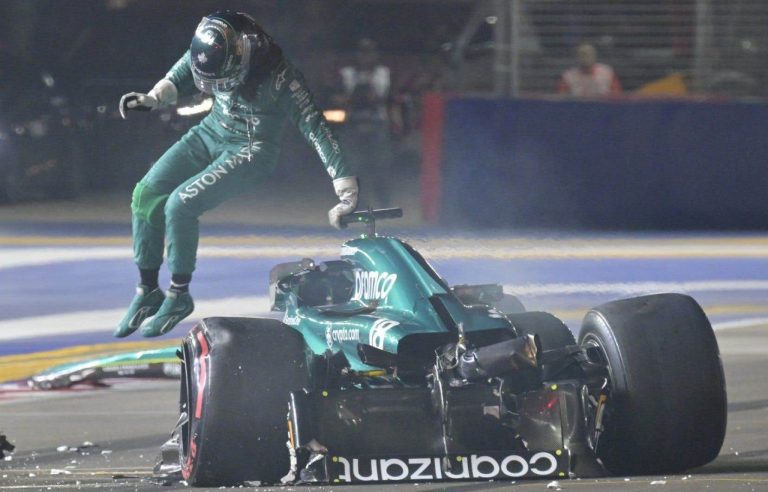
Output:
[558,43,621,97]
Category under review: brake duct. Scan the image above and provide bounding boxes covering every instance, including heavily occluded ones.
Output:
[455,335,540,380]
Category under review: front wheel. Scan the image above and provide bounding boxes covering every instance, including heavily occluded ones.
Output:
[579,293,726,475]
[180,317,310,486]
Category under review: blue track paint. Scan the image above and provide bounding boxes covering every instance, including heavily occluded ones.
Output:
[5,256,768,321]
[0,257,293,321]
[2,222,767,358]
[431,258,768,286]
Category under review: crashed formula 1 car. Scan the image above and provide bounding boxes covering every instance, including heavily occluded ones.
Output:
[161,208,727,487]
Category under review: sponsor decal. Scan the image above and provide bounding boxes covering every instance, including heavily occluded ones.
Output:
[304,109,320,123]
[129,306,154,327]
[331,452,562,483]
[369,319,399,349]
[340,245,358,257]
[333,328,360,344]
[275,67,288,91]
[104,363,150,376]
[308,131,327,164]
[488,308,505,319]
[326,326,360,349]
[177,142,262,203]
[217,97,260,125]
[289,79,301,92]
[320,121,341,153]
[290,87,310,108]
[353,271,398,301]
[215,96,232,116]
[159,316,180,333]
[162,362,182,377]
[325,325,333,349]
[283,313,301,326]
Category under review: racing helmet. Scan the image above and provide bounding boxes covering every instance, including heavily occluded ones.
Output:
[190,11,255,94]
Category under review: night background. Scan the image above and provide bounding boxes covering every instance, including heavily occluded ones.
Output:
[3,0,766,229]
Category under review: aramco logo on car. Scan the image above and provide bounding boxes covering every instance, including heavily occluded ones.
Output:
[353,271,397,301]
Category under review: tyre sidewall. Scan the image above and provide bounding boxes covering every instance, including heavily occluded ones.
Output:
[579,294,727,474]
[181,317,310,486]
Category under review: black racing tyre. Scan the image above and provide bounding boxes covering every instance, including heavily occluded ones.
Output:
[579,293,726,475]
[180,317,310,486]
[493,293,526,314]
[505,311,575,351]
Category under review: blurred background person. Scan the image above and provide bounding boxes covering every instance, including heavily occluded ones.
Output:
[558,42,622,97]
[335,38,395,207]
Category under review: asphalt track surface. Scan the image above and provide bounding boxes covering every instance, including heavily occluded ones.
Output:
[2,222,768,491]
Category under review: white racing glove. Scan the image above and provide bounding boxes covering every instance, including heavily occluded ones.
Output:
[119,79,178,119]
[328,176,359,229]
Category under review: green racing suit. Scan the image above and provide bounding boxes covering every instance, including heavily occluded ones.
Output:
[131,51,350,274]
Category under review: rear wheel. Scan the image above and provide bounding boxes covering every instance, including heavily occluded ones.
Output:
[180,317,310,486]
[579,293,726,475]
[493,293,526,315]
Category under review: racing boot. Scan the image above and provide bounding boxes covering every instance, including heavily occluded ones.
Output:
[114,286,165,338]
[141,289,194,337]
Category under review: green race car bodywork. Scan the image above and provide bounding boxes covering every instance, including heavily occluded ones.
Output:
[273,234,511,369]
[31,208,726,487]
[29,346,179,389]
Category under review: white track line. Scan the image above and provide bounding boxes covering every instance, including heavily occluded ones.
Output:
[505,280,768,297]
[712,317,768,331]
[0,247,338,270]
[0,248,130,269]
[0,296,272,341]
[3,279,768,341]
[4,238,768,270]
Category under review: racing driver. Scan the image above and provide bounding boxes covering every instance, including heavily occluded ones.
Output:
[116,11,357,337]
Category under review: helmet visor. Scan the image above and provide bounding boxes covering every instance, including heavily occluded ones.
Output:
[192,65,247,94]
[190,26,252,95]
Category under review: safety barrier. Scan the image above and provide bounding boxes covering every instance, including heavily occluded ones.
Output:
[422,94,768,229]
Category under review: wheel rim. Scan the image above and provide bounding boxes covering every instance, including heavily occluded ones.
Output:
[581,334,609,366]
[580,334,613,453]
